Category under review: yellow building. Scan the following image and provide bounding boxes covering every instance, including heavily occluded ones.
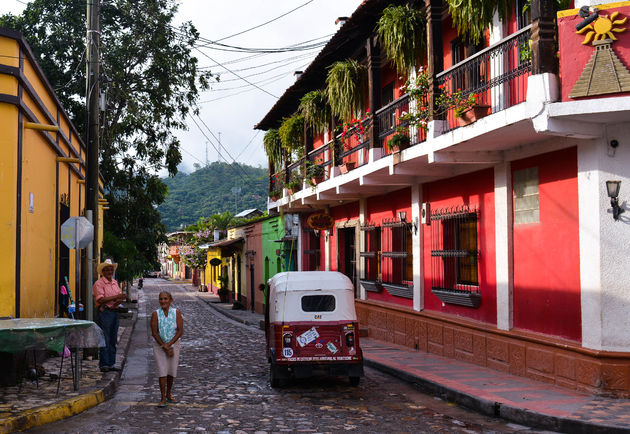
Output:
[0,28,103,318]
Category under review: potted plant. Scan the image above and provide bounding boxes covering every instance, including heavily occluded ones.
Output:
[387,128,411,153]
[299,90,331,134]
[278,114,305,153]
[452,92,489,126]
[377,4,426,75]
[286,179,301,195]
[326,59,367,121]
[339,161,356,174]
[269,189,282,201]
[263,129,284,172]
[217,276,229,303]
[306,162,326,186]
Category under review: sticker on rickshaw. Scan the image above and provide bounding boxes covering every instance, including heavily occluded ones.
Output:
[297,327,319,347]
[326,342,338,354]
[282,347,294,358]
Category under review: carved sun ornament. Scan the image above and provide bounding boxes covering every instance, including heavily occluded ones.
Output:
[577,11,627,45]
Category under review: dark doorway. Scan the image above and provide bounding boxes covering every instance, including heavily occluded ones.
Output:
[338,227,357,288]
[58,198,70,317]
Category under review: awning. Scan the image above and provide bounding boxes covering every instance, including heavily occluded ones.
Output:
[203,237,244,256]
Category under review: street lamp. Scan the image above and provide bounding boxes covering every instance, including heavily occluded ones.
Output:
[606,180,624,221]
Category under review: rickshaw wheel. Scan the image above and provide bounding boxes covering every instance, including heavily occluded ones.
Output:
[269,364,280,388]
[349,376,360,387]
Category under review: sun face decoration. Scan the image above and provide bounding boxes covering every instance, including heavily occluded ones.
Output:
[577,11,627,45]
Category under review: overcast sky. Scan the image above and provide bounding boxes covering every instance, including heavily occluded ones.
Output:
[1,0,363,175]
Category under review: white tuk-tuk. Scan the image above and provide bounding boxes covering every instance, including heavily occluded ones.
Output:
[265,271,364,387]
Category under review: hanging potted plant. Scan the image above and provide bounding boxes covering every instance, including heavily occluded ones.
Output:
[269,189,282,201]
[299,90,331,134]
[376,4,427,74]
[326,59,367,121]
[278,114,305,155]
[263,129,284,172]
[387,128,411,153]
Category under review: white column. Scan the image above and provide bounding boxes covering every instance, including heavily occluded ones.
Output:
[359,198,367,300]
[296,216,303,271]
[494,162,513,331]
[412,184,423,311]
[579,125,630,351]
[489,12,505,112]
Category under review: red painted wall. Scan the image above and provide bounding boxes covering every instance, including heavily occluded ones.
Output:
[328,202,360,272]
[365,188,413,307]
[512,147,581,341]
[423,169,497,324]
[558,4,630,101]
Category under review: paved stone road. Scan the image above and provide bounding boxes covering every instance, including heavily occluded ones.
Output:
[29,279,552,433]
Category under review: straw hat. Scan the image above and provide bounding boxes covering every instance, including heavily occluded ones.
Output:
[97,259,118,275]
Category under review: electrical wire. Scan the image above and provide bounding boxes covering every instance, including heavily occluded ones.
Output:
[193,47,278,99]
[205,61,311,91]
[234,130,261,161]
[213,0,315,42]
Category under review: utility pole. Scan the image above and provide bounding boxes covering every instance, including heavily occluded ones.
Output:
[86,0,101,275]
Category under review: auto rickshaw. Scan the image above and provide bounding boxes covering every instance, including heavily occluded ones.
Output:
[265,271,364,387]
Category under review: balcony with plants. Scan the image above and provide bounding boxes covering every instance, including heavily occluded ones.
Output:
[261,0,564,205]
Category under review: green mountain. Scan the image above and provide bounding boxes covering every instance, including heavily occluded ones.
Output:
[159,162,269,231]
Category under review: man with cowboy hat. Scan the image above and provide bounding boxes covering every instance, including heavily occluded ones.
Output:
[92,258,126,372]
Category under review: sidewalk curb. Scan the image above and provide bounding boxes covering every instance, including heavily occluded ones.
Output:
[191,289,261,329]
[0,310,138,433]
[364,358,629,434]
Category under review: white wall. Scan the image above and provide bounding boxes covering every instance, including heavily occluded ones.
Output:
[578,122,630,351]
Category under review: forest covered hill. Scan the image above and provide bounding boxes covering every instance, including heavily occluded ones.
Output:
[158,162,268,231]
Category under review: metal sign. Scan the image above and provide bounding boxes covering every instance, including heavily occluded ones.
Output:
[60,217,94,249]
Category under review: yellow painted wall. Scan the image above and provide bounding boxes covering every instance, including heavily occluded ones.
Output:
[0,36,18,317]
[20,128,58,317]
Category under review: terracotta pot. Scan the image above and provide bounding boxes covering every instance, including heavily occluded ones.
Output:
[339,161,356,174]
[457,105,491,126]
[219,292,229,303]
[311,176,324,185]
[270,195,280,201]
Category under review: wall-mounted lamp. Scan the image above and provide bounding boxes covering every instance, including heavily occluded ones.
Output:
[398,211,418,234]
[398,211,407,222]
[606,180,624,221]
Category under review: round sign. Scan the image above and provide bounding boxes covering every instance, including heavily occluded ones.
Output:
[307,213,334,231]
[282,347,294,358]
[209,258,222,266]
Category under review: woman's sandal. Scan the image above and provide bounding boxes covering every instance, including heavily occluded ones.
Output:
[157,402,168,408]
[166,397,178,403]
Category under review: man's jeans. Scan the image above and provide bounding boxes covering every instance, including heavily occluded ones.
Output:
[97,309,119,368]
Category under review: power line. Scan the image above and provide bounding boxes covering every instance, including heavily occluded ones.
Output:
[235,130,261,161]
[194,47,278,99]
[205,61,311,91]
[213,0,315,42]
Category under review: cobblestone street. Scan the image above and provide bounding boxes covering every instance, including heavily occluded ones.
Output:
[28,279,545,433]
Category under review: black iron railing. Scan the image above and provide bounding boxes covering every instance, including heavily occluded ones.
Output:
[337,118,371,169]
[286,158,305,192]
[307,141,334,181]
[436,25,532,132]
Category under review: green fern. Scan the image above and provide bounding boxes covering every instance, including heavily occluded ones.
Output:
[376,5,427,75]
[298,90,331,134]
[326,59,367,121]
[263,129,283,170]
[446,0,514,44]
[278,114,305,152]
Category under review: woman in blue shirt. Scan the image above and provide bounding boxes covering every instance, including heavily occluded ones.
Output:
[150,291,184,407]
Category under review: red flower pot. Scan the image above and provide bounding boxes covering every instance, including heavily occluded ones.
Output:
[457,105,490,126]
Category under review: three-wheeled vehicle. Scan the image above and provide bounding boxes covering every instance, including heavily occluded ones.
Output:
[265,271,364,387]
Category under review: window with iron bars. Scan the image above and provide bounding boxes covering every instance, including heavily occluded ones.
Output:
[430,206,480,305]
[381,218,413,298]
[302,228,320,271]
[359,223,380,281]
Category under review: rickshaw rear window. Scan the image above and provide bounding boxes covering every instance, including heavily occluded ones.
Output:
[301,295,335,312]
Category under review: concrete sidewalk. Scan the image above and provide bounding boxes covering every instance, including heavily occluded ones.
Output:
[197,289,630,434]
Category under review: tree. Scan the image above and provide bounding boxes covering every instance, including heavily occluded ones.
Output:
[1,0,212,273]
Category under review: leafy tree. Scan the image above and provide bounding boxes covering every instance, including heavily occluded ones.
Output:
[1,0,212,273]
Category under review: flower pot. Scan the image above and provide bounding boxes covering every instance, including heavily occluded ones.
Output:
[218,292,229,303]
[457,105,490,126]
[270,195,280,201]
[311,176,325,185]
[339,161,356,174]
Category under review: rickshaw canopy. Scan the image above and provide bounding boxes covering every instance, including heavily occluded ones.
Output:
[268,272,357,323]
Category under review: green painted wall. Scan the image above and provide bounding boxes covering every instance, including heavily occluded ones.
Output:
[261,215,285,285]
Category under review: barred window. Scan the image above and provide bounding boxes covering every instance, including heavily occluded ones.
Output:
[360,223,380,282]
[430,206,481,307]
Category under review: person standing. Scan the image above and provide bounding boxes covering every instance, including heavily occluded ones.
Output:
[92,259,125,372]
[151,291,184,408]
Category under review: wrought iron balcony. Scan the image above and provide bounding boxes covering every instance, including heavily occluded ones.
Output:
[436,25,532,132]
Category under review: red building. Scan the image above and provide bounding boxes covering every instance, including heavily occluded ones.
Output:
[256,0,630,397]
